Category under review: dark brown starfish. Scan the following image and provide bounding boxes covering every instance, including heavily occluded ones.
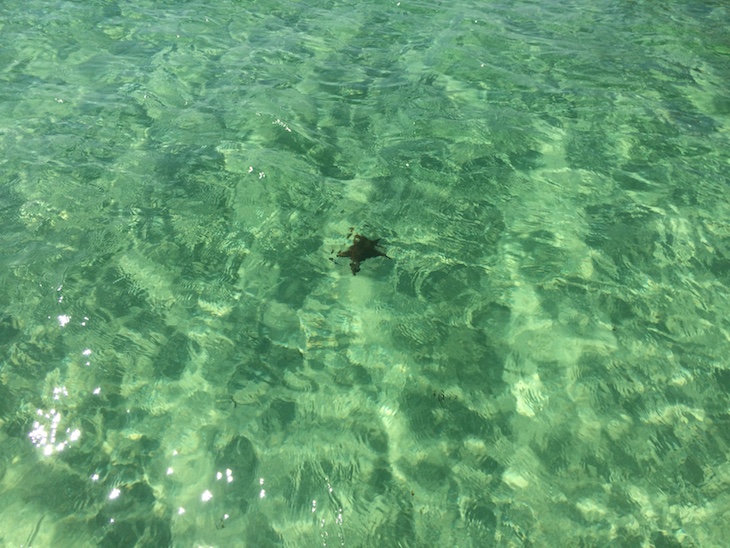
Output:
[337,234,390,275]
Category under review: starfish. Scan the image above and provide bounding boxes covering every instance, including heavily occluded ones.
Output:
[337,234,390,275]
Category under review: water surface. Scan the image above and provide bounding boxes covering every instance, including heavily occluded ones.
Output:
[1,0,729,545]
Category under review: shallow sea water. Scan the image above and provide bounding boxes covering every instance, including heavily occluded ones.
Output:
[1,0,729,546]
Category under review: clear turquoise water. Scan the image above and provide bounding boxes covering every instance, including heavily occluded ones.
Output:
[1,0,729,545]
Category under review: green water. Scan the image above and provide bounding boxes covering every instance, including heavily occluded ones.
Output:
[1,0,729,545]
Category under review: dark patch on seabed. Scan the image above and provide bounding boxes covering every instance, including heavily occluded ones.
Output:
[335,229,391,275]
